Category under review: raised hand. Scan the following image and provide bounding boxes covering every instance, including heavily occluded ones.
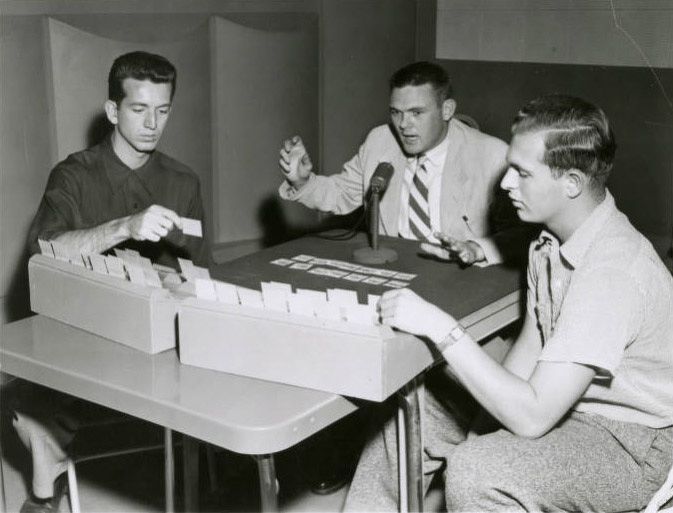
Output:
[279,135,313,188]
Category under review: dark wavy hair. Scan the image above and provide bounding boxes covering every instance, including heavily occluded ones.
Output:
[108,51,176,104]
[389,61,453,104]
[512,94,616,188]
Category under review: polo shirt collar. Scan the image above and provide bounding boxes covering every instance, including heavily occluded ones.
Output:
[560,191,616,269]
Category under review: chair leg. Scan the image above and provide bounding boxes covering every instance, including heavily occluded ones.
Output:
[66,459,81,513]
[164,428,174,513]
[206,445,219,494]
[182,435,199,512]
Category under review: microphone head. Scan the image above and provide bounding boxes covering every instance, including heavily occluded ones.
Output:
[370,162,394,194]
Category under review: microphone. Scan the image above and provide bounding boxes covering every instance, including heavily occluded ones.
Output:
[353,162,399,265]
[369,162,394,195]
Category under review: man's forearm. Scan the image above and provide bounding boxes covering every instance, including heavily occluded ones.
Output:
[51,217,130,256]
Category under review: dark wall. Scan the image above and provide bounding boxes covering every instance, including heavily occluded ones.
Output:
[443,59,673,249]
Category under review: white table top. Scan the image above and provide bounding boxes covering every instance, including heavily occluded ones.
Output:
[1,315,359,454]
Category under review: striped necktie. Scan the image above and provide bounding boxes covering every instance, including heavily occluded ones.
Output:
[408,155,432,240]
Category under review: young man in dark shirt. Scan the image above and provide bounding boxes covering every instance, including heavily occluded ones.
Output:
[15,50,208,512]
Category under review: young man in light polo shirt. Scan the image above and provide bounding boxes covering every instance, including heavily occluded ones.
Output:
[345,94,673,512]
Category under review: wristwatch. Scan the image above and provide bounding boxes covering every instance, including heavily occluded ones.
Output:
[435,324,467,353]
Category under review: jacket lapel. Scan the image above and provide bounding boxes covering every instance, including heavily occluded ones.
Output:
[439,120,470,233]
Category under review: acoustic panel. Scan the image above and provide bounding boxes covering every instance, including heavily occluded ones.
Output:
[211,15,319,244]
[47,17,212,229]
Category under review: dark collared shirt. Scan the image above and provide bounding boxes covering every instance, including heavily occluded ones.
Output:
[28,137,209,268]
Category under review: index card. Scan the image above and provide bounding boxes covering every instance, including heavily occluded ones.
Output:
[214,281,239,305]
[38,240,55,257]
[327,288,359,307]
[288,293,315,317]
[161,272,182,286]
[343,304,378,326]
[292,254,313,262]
[193,265,211,280]
[104,256,126,278]
[125,262,146,286]
[290,262,312,270]
[363,277,387,285]
[296,288,328,302]
[195,278,217,301]
[87,254,108,275]
[178,258,197,282]
[236,287,264,308]
[51,241,71,262]
[181,217,202,237]
[343,273,367,282]
[70,255,85,267]
[271,258,293,266]
[138,256,154,271]
[383,280,408,288]
[261,282,290,312]
[394,272,416,280]
[144,269,162,288]
[314,302,343,321]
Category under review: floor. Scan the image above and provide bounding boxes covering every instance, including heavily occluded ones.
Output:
[0,380,350,513]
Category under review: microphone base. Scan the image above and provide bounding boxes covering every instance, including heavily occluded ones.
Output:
[352,246,399,265]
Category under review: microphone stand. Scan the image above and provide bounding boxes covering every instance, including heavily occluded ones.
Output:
[352,188,398,264]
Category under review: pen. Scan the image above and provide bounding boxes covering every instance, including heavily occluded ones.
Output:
[462,215,476,237]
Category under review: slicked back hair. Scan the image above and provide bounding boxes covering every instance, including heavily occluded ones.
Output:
[389,61,453,105]
[108,51,177,104]
[512,94,616,189]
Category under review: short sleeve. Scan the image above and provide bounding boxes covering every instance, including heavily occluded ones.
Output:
[27,165,83,255]
[539,266,643,376]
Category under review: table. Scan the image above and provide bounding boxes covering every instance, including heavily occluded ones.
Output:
[3,233,522,511]
[1,315,358,511]
[212,233,523,511]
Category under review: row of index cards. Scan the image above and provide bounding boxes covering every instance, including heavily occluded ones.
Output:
[37,239,191,289]
[194,279,382,326]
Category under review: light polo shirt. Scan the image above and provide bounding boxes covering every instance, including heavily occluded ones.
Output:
[397,133,450,243]
[527,191,673,428]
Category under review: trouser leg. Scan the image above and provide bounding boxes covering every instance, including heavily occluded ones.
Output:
[11,383,79,498]
[344,369,478,512]
[445,412,673,513]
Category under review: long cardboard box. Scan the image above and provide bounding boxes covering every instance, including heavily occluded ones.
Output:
[178,298,435,401]
[28,254,180,354]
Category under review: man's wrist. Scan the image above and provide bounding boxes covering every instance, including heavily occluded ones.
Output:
[435,323,467,353]
[466,240,486,263]
[288,174,311,192]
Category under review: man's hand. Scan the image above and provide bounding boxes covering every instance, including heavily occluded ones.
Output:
[378,288,455,344]
[420,232,486,266]
[279,136,313,189]
[124,205,182,242]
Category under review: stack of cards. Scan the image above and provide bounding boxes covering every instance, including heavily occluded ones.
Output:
[191,277,381,326]
[270,254,416,288]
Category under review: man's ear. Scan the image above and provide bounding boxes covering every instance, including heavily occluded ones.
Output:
[104,100,119,125]
[442,99,457,121]
[564,169,586,199]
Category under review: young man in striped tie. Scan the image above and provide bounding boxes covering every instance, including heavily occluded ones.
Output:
[279,61,524,266]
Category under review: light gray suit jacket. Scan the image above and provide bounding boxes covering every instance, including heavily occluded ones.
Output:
[279,119,514,264]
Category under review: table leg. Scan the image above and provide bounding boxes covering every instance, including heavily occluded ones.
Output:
[398,377,423,513]
[164,428,175,513]
[254,454,278,512]
[182,435,199,512]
